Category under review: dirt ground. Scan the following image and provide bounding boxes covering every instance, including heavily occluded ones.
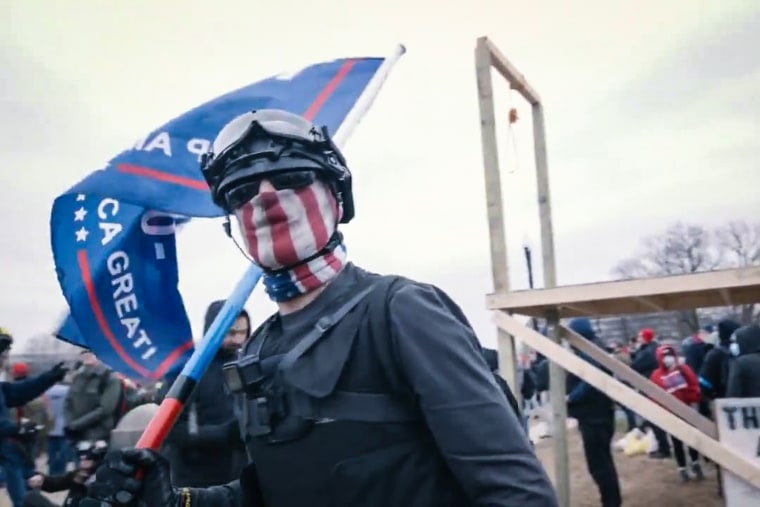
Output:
[535,429,724,507]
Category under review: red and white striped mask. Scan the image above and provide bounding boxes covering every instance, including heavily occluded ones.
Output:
[234,180,341,270]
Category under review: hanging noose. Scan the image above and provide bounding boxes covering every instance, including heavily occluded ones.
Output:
[505,97,520,174]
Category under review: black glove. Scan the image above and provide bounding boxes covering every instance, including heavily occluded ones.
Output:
[83,448,182,507]
[50,361,68,381]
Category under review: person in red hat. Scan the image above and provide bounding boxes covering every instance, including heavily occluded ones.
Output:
[11,364,29,380]
[639,327,655,344]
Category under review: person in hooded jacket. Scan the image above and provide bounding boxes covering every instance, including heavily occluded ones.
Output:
[649,345,704,483]
[565,318,622,507]
[726,324,760,398]
[699,319,741,401]
[161,301,250,488]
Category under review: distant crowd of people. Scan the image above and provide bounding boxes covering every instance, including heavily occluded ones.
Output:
[0,301,260,507]
[517,318,760,507]
[0,328,156,507]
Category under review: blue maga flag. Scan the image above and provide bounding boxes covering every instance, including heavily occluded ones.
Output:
[51,55,392,380]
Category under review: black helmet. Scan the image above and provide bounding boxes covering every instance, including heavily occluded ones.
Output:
[200,109,354,223]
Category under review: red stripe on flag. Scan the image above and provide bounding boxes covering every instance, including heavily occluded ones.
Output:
[77,250,151,378]
[115,59,358,190]
[77,250,193,380]
[302,59,358,121]
[117,163,209,190]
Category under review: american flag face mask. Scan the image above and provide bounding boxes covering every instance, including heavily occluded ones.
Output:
[234,179,347,300]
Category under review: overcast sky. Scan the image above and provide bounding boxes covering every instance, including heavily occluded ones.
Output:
[2,0,759,350]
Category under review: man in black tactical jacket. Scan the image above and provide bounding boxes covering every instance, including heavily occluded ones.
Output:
[83,109,558,507]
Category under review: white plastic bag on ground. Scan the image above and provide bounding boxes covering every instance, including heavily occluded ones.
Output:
[614,427,644,452]
[624,430,650,456]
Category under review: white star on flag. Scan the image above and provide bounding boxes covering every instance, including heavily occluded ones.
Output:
[74,207,87,221]
[75,227,89,242]
[76,194,86,201]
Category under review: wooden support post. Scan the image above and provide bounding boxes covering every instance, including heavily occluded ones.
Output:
[474,39,519,401]
[475,36,568,503]
[546,310,569,505]
[532,102,568,505]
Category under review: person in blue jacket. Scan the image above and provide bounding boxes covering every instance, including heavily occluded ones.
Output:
[565,318,622,507]
[0,329,68,507]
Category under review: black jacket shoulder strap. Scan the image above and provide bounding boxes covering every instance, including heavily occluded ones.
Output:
[287,276,420,423]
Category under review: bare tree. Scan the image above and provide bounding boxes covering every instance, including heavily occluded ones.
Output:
[612,223,719,333]
[612,220,760,331]
[715,220,760,323]
[614,223,719,279]
[715,220,760,267]
[611,258,651,280]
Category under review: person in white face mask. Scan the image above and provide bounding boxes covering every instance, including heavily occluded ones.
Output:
[650,345,704,483]
[82,109,557,507]
[726,324,760,398]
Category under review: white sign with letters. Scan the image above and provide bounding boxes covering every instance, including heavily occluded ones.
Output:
[715,398,760,507]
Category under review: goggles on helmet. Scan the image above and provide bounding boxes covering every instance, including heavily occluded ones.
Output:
[200,109,354,223]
